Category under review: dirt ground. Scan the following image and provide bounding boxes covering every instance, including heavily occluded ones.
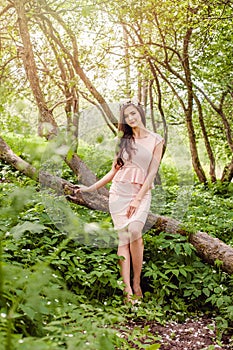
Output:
[119,316,233,349]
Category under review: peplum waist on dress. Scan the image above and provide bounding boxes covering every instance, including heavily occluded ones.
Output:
[113,165,146,184]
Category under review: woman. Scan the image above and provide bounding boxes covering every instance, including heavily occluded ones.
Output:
[76,101,164,303]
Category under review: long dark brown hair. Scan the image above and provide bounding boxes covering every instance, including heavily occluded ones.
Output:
[115,102,146,168]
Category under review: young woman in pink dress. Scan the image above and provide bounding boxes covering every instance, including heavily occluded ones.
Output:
[76,101,164,303]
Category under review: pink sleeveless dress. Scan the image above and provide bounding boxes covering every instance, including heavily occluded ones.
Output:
[109,132,164,230]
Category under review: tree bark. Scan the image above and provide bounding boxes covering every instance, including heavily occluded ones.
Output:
[0,136,232,275]
[194,87,233,182]
[0,136,37,180]
[14,0,59,139]
[193,94,216,182]
[221,155,233,183]
[182,28,207,183]
[152,74,168,147]
[145,214,233,275]
[122,24,131,99]
[64,151,109,197]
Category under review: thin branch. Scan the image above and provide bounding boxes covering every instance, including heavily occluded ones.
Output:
[49,96,73,113]
[0,3,13,17]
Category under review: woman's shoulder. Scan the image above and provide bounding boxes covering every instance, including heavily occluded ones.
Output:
[147,131,164,145]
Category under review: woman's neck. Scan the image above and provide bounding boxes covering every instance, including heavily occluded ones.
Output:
[132,127,148,139]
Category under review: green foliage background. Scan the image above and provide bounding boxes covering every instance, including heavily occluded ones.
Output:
[0,0,233,347]
[0,135,233,349]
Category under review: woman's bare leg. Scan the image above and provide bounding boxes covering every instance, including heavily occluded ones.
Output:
[128,222,144,297]
[117,230,132,301]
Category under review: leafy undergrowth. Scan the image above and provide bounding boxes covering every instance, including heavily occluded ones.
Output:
[0,151,233,349]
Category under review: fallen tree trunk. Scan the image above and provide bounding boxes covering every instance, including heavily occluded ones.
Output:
[0,135,108,212]
[145,214,233,274]
[0,136,38,180]
[0,135,233,274]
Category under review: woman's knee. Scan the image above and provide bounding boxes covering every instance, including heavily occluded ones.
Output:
[118,228,131,246]
[128,227,142,242]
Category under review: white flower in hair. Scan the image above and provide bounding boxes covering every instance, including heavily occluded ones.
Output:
[119,98,143,108]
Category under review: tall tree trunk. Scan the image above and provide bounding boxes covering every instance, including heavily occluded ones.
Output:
[149,80,156,133]
[183,28,207,183]
[196,89,233,154]
[137,70,142,103]
[122,24,131,99]
[130,25,207,183]
[221,156,233,183]
[142,79,148,107]
[193,94,216,182]
[194,87,233,181]
[13,2,109,193]
[72,91,80,141]
[14,0,58,139]
[152,74,168,147]
[37,1,118,129]
[1,135,232,274]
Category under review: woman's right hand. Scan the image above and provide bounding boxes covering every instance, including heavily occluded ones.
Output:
[74,185,90,193]
[64,184,93,201]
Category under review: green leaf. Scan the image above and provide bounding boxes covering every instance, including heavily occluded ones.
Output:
[20,305,36,320]
[214,287,222,294]
[179,268,187,277]
[98,334,115,350]
[10,221,46,239]
[193,290,202,298]
[171,269,179,277]
[183,243,194,256]
[216,298,224,308]
[174,244,181,255]
[203,287,210,297]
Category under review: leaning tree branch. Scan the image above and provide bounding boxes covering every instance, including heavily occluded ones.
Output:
[145,214,233,274]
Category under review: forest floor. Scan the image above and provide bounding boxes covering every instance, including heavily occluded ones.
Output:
[118,316,233,349]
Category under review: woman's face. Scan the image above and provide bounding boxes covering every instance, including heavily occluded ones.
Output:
[123,105,144,128]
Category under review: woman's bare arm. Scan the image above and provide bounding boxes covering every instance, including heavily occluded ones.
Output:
[77,160,120,193]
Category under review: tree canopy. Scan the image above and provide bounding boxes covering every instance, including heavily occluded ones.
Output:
[0,0,232,182]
